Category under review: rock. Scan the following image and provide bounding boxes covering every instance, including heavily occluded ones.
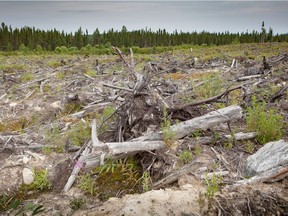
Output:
[9,102,17,107]
[22,156,30,164]
[245,140,288,176]
[23,168,34,185]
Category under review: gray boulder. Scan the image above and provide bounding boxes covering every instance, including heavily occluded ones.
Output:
[245,140,288,176]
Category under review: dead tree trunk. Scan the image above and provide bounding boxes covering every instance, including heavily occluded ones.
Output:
[133,105,243,142]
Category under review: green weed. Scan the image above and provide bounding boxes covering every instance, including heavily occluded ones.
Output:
[194,145,202,155]
[85,70,97,77]
[47,61,61,69]
[245,141,255,154]
[62,102,84,115]
[194,73,224,99]
[30,169,51,191]
[0,193,45,215]
[0,117,28,133]
[69,197,85,210]
[78,173,97,196]
[179,150,193,164]
[41,146,52,155]
[68,122,91,146]
[204,173,222,198]
[96,105,116,134]
[56,72,64,80]
[21,72,34,82]
[44,124,66,150]
[141,171,151,192]
[246,96,283,144]
[77,158,141,200]
[161,108,175,147]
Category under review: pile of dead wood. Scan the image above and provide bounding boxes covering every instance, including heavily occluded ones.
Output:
[63,47,281,192]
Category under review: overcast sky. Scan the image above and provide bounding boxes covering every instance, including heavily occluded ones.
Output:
[0,1,287,34]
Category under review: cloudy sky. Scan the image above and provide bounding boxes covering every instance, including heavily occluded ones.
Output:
[0,1,287,34]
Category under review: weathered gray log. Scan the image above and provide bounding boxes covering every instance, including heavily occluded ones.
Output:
[133,105,243,142]
[106,141,164,155]
[187,132,257,146]
[237,74,262,81]
[245,140,288,176]
[63,140,93,192]
[63,119,108,193]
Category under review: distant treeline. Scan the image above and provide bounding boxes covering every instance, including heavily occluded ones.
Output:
[0,22,287,53]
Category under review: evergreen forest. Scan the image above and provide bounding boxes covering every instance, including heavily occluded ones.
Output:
[0,22,287,53]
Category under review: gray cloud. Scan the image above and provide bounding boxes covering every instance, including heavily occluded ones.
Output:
[0,1,287,34]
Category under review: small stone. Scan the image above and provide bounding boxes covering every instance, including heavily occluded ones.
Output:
[9,102,17,107]
[23,168,34,185]
[22,156,30,164]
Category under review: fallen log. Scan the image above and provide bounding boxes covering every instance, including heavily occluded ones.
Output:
[186,132,257,146]
[237,74,262,81]
[133,105,243,142]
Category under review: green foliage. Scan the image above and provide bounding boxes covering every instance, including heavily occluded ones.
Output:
[14,203,45,216]
[30,169,51,191]
[68,122,91,146]
[69,198,85,210]
[0,64,27,73]
[194,145,202,155]
[41,146,52,155]
[224,134,234,150]
[245,141,255,154]
[0,117,33,133]
[56,72,64,80]
[19,43,29,53]
[78,158,141,200]
[179,150,193,164]
[191,129,202,138]
[62,102,84,115]
[224,141,233,150]
[0,193,45,215]
[246,96,283,144]
[160,108,175,147]
[35,45,43,54]
[204,173,222,198]
[96,105,116,134]
[140,171,151,192]
[0,21,288,53]
[47,60,61,69]
[194,73,224,99]
[78,173,97,196]
[21,72,34,82]
[55,46,69,54]
[45,124,62,144]
[85,70,97,77]
[68,47,79,53]
[0,193,20,213]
